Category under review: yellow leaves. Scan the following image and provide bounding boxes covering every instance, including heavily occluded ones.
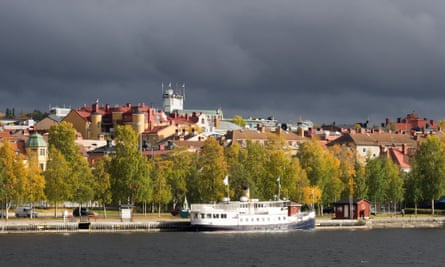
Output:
[303,186,321,206]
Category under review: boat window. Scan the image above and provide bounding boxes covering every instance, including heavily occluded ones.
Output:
[221,214,227,219]
[206,214,212,218]
[213,214,219,219]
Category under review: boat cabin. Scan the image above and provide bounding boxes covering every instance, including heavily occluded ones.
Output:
[333,199,370,219]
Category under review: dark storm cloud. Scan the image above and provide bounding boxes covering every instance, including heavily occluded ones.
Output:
[1,0,445,124]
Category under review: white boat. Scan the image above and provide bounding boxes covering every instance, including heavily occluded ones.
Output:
[190,188,315,231]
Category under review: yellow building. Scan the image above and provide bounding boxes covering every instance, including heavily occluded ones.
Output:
[25,133,48,170]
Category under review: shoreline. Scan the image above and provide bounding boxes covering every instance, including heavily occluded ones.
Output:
[1,215,444,233]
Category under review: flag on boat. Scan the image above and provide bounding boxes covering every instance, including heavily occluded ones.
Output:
[223,176,229,186]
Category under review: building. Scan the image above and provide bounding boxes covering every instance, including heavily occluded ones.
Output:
[327,129,417,166]
[225,124,308,155]
[162,82,184,114]
[25,133,48,170]
[333,199,370,219]
[63,100,169,140]
[384,113,436,132]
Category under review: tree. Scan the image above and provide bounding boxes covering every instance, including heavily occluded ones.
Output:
[0,139,21,219]
[48,122,95,206]
[263,150,288,200]
[365,157,388,212]
[197,137,226,202]
[286,158,309,203]
[70,153,95,205]
[303,186,321,209]
[404,171,422,213]
[26,109,49,121]
[12,153,27,206]
[92,158,112,217]
[297,138,341,213]
[44,146,72,216]
[48,122,79,162]
[354,161,368,199]
[166,148,195,210]
[24,152,46,211]
[244,141,269,199]
[109,125,150,206]
[224,142,245,200]
[329,145,356,200]
[384,159,404,213]
[411,136,445,215]
[150,158,173,215]
[230,115,247,127]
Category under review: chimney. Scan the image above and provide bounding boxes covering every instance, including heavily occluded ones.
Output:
[214,115,220,128]
[256,123,265,133]
[402,144,407,155]
[105,104,110,113]
[92,101,99,113]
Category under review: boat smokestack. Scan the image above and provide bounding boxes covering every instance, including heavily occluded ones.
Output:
[241,185,250,202]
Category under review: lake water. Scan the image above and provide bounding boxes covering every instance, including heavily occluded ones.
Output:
[1,228,444,266]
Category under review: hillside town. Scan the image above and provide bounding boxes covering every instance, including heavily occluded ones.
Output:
[1,83,445,222]
[0,84,441,174]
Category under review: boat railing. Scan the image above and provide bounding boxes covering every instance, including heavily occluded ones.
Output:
[191,202,241,211]
[191,200,295,212]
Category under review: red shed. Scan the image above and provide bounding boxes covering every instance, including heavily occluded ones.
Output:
[333,199,370,219]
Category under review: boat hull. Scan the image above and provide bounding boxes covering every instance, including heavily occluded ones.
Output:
[191,216,315,232]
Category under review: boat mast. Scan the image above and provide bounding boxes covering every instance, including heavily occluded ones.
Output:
[277,176,281,200]
[223,176,229,201]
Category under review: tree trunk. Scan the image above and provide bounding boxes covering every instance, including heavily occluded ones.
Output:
[432,199,435,215]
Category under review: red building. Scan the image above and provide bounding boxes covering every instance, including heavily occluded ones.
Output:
[333,199,370,219]
[385,113,436,132]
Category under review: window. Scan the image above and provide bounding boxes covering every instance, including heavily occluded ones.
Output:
[39,148,46,156]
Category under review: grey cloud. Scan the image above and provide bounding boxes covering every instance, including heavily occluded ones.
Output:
[1,0,445,124]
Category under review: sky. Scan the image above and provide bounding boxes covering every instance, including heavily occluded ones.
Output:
[1,0,445,126]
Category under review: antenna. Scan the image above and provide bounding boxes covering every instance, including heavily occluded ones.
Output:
[182,82,186,101]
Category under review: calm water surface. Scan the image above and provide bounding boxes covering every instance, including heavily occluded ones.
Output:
[1,228,444,267]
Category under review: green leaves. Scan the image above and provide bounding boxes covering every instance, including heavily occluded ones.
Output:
[109,125,150,205]
[411,136,445,208]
